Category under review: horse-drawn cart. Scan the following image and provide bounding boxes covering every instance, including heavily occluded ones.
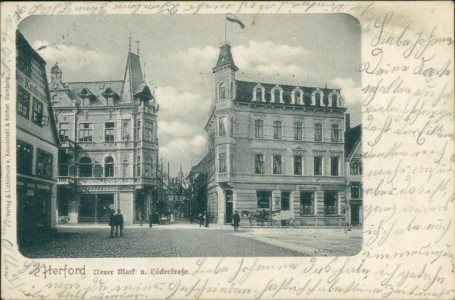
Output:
[242,210,296,228]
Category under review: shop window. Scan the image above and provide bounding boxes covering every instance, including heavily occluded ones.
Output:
[324,192,338,215]
[273,155,282,174]
[17,140,33,175]
[300,192,314,215]
[257,191,271,209]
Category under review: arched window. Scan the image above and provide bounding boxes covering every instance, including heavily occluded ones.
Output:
[255,87,262,101]
[79,157,92,177]
[273,89,280,103]
[315,93,321,106]
[296,91,303,104]
[332,94,338,107]
[105,156,114,177]
[219,82,226,100]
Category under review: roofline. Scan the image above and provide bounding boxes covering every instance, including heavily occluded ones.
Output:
[236,78,342,91]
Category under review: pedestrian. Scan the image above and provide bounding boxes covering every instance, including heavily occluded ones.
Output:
[149,212,153,228]
[198,212,203,227]
[232,210,240,231]
[204,211,209,227]
[109,209,115,238]
[115,209,124,237]
[139,212,143,226]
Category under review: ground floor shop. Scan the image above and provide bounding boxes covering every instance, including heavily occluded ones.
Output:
[56,186,157,225]
[17,177,57,246]
[208,182,347,226]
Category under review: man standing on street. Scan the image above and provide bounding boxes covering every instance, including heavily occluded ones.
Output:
[109,209,115,238]
[233,210,240,231]
[149,211,153,228]
[139,212,144,226]
[115,209,124,237]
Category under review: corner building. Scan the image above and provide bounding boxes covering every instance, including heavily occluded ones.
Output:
[50,49,158,225]
[205,44,348,226]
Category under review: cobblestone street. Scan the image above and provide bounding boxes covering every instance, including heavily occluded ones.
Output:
[20,221,362,258]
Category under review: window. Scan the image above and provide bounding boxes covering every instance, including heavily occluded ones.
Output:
[122,159,128,177]
[59,123,69,142]
[315,93,321,106]
[255,154,264,174]
[122,120,130,141]
[219,82,226,100]
[17,49,31,77]
[273,89,280,103]
[17,87,30,118]
[32,98,44,126]
[79,157,92,177]
[219,153,227,173]
[294,122,302,140]
[314,156,323,175]
[332,94,338,107]
[351,184,361,199]
[331,156,339,176]
[135,120,141,141]
[105,156,114,177]
[295,91,303,104]
[254,120,263,138]
[144,121,153,141]
[324,192,338,215]
[257,191,271,209]
[273,155,282,174]
[136,155,141,176]
[36,149,52,178]
[79,123,93,142]
[17,140,33,175]
[105,122,115,142]
[273,121,282,139]
[300,192,314,215]
[255,87,262,101]
[314,123,322,141]
[59,154,74,177]
[281,191,290,211]
[294,156,302,175]
[331,124,340,142]
[350,162,362,175]
[219,117,227,137]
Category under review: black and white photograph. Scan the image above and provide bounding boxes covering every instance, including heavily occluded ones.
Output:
[2,2,454,300]
[16,13,362,258]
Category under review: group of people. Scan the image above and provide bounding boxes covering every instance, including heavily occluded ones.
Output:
[197,211,209,227]
[109,209,124,238]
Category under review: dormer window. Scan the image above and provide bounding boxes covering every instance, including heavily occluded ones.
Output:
[315,93,321,106]
[332,93,338,107]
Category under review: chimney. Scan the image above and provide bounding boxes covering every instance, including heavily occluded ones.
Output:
[345,113,350,131]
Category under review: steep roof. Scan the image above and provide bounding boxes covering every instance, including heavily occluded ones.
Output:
[66,81,123,105]
[345,124,362,161]
[212,44,238,72]
[121,52,148,102]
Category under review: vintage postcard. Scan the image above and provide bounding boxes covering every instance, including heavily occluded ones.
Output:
[1,1,454,299]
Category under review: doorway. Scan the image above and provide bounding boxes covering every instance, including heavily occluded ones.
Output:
[225,190,233,224]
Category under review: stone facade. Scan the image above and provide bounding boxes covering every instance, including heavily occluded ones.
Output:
[50,49,158,225]
[345,124,363,226]
[203,44,348,226]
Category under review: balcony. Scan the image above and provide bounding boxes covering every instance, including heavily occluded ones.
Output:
[77,177,136,185]
[57,177,75,185]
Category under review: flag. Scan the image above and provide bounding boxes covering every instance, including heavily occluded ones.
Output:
[226,13,245,29]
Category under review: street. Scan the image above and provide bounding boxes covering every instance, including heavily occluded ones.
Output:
[20,221,362,258]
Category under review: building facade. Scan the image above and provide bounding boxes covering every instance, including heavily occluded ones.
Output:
[16,31,60,244]
[345,123,363,226]
[50,48,158,225]
[203,44,348,226]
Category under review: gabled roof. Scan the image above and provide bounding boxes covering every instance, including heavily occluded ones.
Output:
[345,124,362,161]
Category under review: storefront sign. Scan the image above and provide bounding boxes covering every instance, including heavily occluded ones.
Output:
[297,185,318,191]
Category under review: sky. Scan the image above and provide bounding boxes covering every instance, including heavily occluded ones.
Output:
[19,14,361,177]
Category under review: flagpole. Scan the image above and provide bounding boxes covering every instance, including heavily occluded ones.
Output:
[224,14,227,44]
